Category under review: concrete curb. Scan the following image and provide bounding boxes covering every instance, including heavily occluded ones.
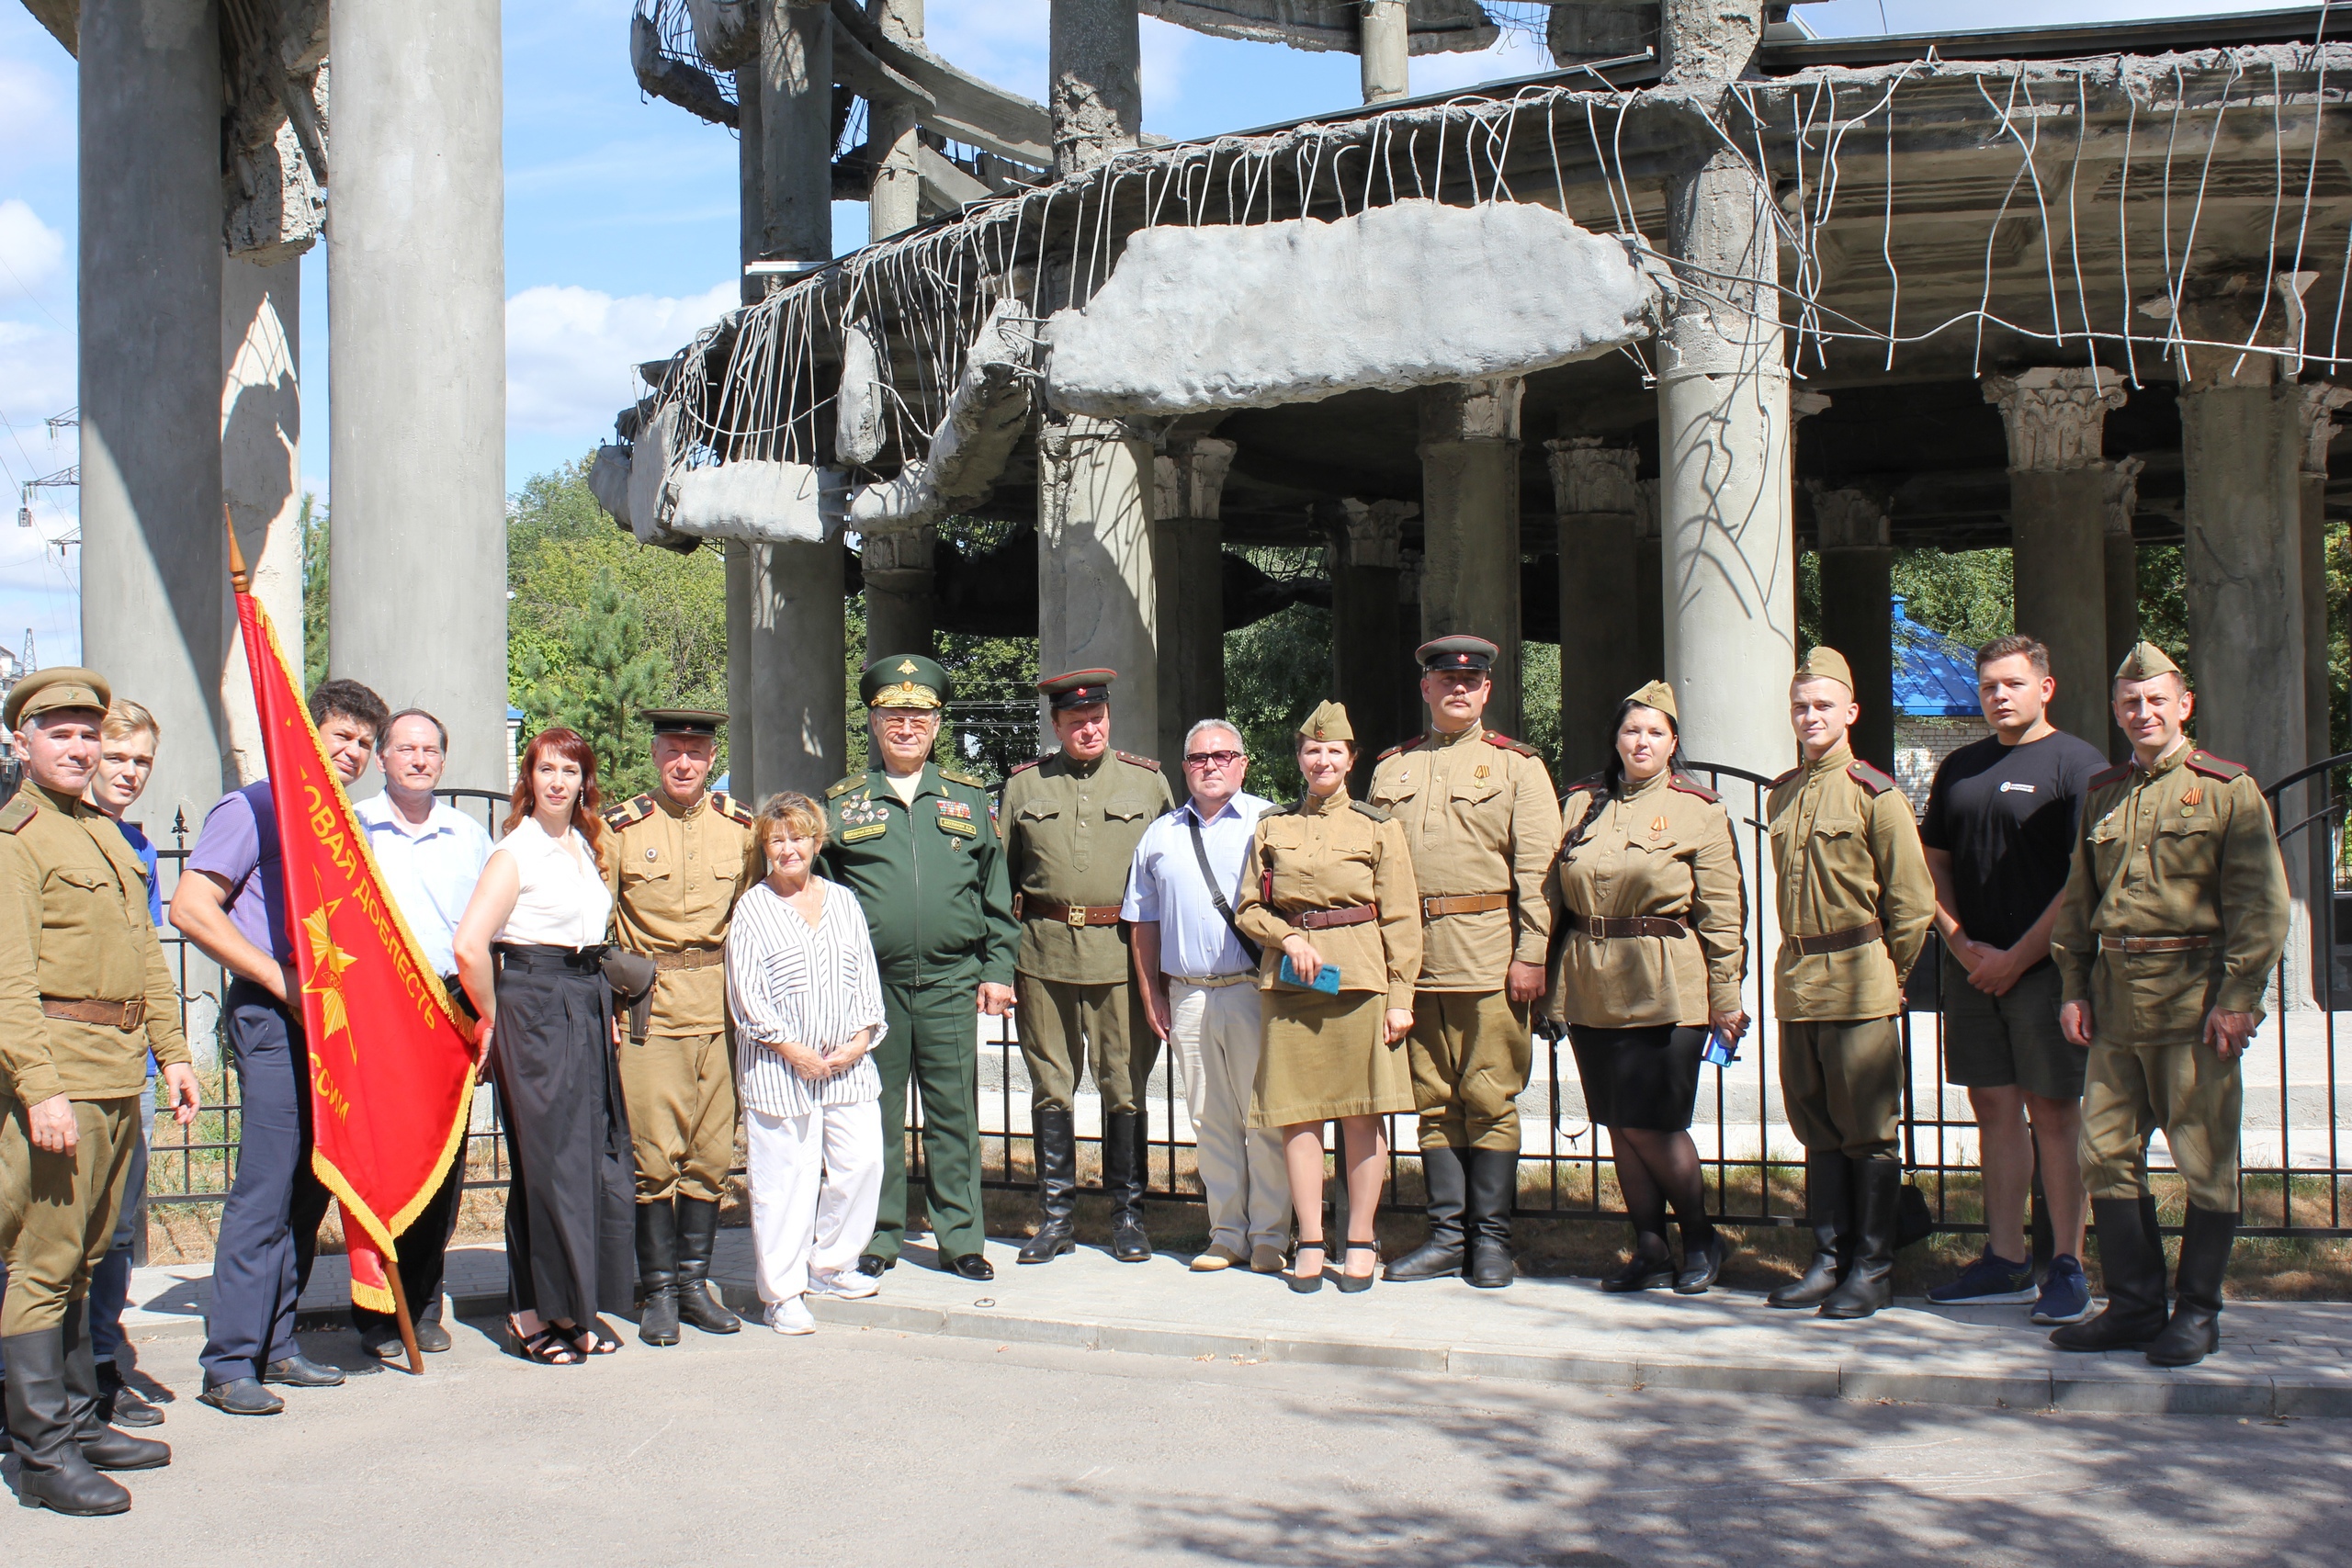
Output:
[122,1282,2351,1420]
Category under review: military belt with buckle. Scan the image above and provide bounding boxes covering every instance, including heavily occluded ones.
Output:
[1567,912,1690,940]
[1292,904,1379,931]
[43,996,145,1032]
[1421,892,1510,919]
[2098,933,2216,954]
[1024,897,1124,928]
[1789,919,1883,957]
[651,946,725,973]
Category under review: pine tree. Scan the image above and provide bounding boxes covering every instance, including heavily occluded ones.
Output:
[516,567,670,798]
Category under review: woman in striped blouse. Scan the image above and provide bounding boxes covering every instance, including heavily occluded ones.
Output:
[726,792,889,1335]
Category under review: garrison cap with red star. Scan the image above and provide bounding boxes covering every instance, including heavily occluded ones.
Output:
[1037,668,1115,710]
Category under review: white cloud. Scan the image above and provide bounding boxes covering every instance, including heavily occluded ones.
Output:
[504,279,739,442]
[1408,28,1553,96]
[1139,17,1198,112]
[0,199,66,294]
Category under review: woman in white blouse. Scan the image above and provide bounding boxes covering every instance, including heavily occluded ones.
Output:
[454,728,635,1365]
[726,792,888,1335]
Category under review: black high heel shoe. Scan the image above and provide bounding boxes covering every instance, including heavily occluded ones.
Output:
[1600,1250,1676,1293]
[1338,1242,1380,1294]
[1287,1241,1327,1294]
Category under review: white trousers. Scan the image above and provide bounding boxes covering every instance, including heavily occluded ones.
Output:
[746,1101,885,1304]
[1170,979,1292,1252]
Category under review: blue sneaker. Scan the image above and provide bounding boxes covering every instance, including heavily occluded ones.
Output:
[2030,1254,2094,1324]
[1926,1249,2036,1304]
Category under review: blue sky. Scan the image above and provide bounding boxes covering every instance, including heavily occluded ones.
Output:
[0,0,2312,661]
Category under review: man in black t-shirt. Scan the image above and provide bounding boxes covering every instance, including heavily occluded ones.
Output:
[1919,635,2107,1325]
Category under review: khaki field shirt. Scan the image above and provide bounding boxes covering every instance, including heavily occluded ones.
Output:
[1767,745,1934,1022]
[1000,749,1173,986]
[1235,790,1422,1013]
[605,789,757,1034]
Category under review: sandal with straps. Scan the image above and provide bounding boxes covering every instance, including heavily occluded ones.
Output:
[514,1324,583,1366]
[566,1320,622,1357]
[1287,1241,1327,1295]
[1337,1241,1379,1293]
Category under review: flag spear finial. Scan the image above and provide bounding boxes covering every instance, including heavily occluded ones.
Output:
[224,502,250,594]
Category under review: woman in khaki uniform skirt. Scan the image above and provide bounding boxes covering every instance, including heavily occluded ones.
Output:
[1544,682,1749,1294]
[1235,702,1420,1294]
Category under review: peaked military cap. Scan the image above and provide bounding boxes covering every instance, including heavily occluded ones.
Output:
[1417,634,1498,673]
[1298,700,1355,743]
[1037,668,1114,711]
[1793,646,1855,693]
[1624,679,1679,723]
[2114,640,2182,682]
[861,653,950,710]
[645,707,726,738]
[5,666,112,731]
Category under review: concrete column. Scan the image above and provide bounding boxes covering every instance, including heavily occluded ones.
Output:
[329,0,507,791]
[869,0,925,239]
[1331,499,1415,788]
[79,0,228,835]
[729,66,763,788]
[220,256,304,786]
[2101,456,2144,761]
[758,2,832,267]
[1038,417,1158,753]
[1360,0,1409,104]
[1808,483,1894,773]
[1152,437,1236,769]
[1547,437,1642,781]
[863,527,938,663]
[1049,0,1141,178]
[1419,378,1524,738]
[1983,367,2126,748]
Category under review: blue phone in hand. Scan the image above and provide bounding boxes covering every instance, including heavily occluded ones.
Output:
[1279,954,1342,995]
[1701,1028,1739,1067]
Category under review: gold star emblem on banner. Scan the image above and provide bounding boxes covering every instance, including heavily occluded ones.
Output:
[301,880,360,1060]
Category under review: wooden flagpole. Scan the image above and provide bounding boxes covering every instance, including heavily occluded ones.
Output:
[224,503,250,594]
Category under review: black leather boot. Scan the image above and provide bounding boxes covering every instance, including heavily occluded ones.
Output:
[63,1301,168,1471]
[635,1200,681,1347]
[2145,1204,2235,1368]
[2051,1196,2170,1352]
[1384,1146,1468,1281]
[5,1328,130,1516]
[1018,1107,1079,1264]
[1464,1149,1519,1289]
[96,1359,163,1428]
[1768,1152,1850,1308]
[1105,1111,1152,1262]
[675,1196,742,1333]
[1818,1156,1901,1319]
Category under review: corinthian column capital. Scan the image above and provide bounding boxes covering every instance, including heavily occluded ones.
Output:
[1983,367,2127,471]
[1544,437,1639,516]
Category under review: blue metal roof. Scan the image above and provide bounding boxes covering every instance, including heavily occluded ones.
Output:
[1892,597,1984,718]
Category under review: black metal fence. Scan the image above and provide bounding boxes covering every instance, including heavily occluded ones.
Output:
[147,762,2352,1241]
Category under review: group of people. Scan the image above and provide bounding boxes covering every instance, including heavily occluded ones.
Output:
[0,618,2290,1517]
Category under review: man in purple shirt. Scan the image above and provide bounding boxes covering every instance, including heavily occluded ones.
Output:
[170,680,389,1416]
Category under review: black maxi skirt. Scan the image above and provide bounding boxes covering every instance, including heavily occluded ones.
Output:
[492,944,637,1325]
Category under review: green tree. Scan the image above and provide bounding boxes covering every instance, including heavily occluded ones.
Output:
[515,568,671,797]
[300,493,329,695]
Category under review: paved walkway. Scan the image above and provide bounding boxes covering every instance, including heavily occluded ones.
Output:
[122,1233,2352,1419]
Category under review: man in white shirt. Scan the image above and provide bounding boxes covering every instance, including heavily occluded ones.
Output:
[1123,719,1288,1273]
[351,708,492,1360]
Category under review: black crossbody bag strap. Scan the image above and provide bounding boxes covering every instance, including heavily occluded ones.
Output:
[1188,816,1262,967]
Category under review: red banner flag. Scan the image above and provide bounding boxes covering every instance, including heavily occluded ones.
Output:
[232,587,478,1320]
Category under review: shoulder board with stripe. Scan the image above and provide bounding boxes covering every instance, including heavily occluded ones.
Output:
[824,774,866,800]
[1847,760,1898,796]
[1008,754,1048,779]
[1668,775,1721,804]
[1377,734,1428,762]
[1260,800,1298,818]
[1484,731,1540,758]
[1566,772,1609,795]
[1348,799,1392,823]
[2188,750,2249,782]
[710,791,754,826]
[1114,750,1161,773]
[602,793,656,829]
[1769,766,1802,790]
[2087,761,2133,791]
[0,793,36,835]
[938,767,986,789]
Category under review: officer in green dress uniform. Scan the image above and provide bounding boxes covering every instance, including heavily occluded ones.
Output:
[820,656,1018,1284]
[0,668,198,1515]
[2048,642,2289,1367]
[999,670,1174,1265]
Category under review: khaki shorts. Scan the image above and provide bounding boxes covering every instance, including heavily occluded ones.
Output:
[1940,954,2084,1101]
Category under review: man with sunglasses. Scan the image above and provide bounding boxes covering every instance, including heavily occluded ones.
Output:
[1123,721,1285,1273]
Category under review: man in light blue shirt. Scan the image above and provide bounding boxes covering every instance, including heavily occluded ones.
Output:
[349,708,492,1360]
[1123,718,1289,1273]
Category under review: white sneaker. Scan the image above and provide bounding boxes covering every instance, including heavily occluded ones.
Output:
[764,1297,816,1336]
[812,1267,878,1300]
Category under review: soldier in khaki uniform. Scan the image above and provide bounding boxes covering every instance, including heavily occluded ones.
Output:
[2048,643,2288,1368]
[0,669,198,1516]
[603,708,756,1344]
[1544,681,1749,1294]
[1000,670,1174,1265]
[1765,647,1935,1320]
[1370,635,1559,1289]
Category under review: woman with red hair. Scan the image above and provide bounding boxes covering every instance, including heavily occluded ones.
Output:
[454,728,633,1364]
